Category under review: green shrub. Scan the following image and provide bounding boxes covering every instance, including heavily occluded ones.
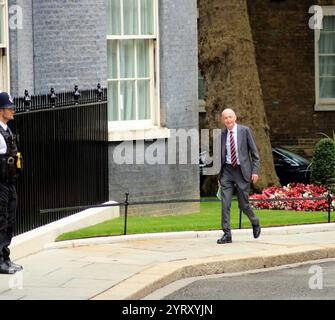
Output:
[311,138,335,191]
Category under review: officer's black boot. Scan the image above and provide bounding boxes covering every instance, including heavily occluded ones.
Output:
[5,260,23,272]
[2,247,22,271]
[0,258,16,274]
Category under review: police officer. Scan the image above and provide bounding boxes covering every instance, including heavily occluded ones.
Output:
[0,92,22,274]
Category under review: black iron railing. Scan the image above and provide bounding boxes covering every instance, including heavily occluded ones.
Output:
[10,86,109,235]
[14,85,106,112]
[40,193,335,236]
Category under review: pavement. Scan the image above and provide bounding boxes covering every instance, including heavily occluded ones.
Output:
[0,223,335,300]
[153,258,335,300]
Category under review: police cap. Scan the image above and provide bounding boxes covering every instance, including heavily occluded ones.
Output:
[0,92,16,109]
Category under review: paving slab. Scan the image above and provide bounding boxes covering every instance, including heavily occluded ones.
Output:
[0,223,335,300]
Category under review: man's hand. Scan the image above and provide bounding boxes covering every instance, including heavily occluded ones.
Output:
[252,174,259,184]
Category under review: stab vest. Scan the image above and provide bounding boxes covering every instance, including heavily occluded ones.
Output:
[0,125,19,181]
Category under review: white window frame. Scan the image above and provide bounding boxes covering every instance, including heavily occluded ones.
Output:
[315,6,335,111]
[0,0,10,92]
[107,0,168,141]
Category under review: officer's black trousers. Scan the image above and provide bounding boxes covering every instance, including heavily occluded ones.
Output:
[0,182,17,263]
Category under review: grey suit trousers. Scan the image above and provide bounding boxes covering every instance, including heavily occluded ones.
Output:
[220,164,259,235]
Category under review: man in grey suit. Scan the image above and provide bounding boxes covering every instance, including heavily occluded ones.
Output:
[217,108,261,244]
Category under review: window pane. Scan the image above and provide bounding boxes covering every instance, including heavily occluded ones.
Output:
[198,70,205,100]
[107,0,121,35]
[137,40,150,77]
[138,80,151,119]
[108,81,119,121]
[141,0,154,35]
[320,77,335,98]
[121,80,136,120]
[123,0,138,35]
[320,56,335,77]
[320,17,335,54]
[320,32,335,54]
[120,40,135,78]
[107,41,118,79]
[322,16,335,32]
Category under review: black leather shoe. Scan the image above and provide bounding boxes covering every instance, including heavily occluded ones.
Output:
[6,261,23,271]
[0,262,17,274]
[252,223,261,239]
[217,234,232,244]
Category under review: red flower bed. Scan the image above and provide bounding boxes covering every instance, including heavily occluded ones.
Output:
[250,183,335,212]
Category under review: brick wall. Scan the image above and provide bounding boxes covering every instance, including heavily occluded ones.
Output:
[108,141,200,215]
[248,0,335,158]
[8,0,34,96]
[9,0,200,216]
[108,0,200,215]
[32,0,107,94]
[159,0,199,130]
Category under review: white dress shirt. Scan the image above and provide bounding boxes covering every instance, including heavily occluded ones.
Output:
[0,121,8,154]
[225,124,240,165]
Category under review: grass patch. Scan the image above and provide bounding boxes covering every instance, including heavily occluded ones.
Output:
[56,200,331,241]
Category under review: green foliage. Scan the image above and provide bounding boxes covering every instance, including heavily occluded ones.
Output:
[311,138,335,190]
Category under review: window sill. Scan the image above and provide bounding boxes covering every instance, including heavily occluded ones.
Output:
[108,126,171,141]
[314,104,335,111]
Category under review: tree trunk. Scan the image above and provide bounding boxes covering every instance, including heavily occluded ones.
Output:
[198,0,279,193]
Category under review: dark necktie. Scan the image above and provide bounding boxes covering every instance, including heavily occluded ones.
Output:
[230,130,237,167]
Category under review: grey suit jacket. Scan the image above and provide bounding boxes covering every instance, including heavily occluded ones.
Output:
[218,124,260,182]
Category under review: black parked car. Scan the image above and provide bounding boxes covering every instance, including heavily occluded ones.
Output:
[272,146,311,186]
[199,146,311,186]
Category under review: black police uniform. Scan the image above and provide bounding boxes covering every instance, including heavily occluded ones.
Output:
[0,126,19,269]
[0,91,22,274]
